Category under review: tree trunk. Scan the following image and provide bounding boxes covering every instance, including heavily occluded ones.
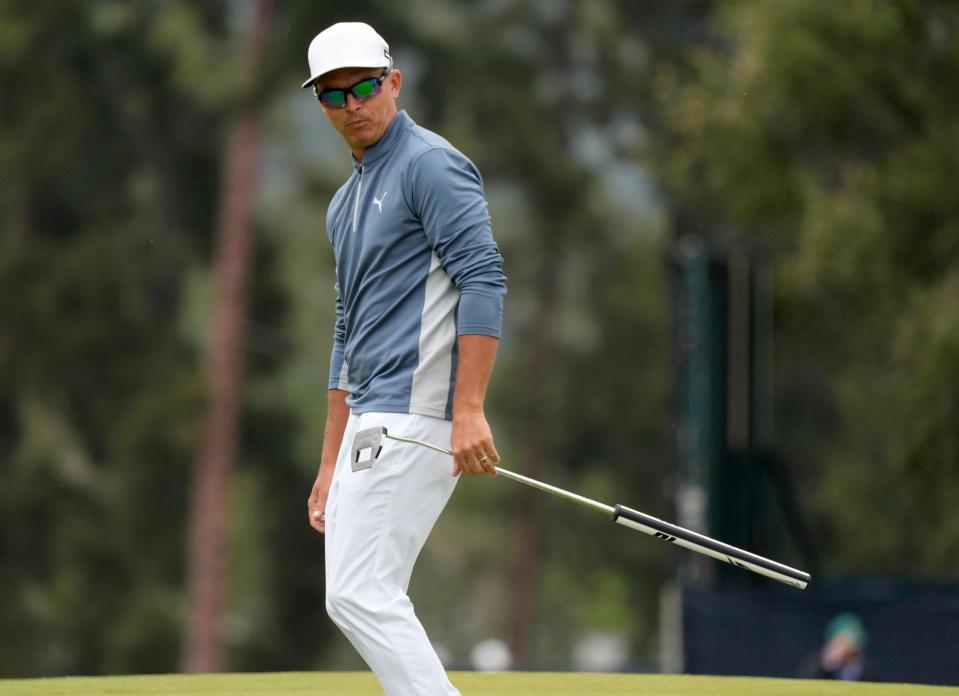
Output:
[12,193,30,240]
[182,0,272,673]
[507,249,559,666]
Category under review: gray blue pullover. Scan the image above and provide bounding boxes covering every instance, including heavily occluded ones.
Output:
[326,110,506,420]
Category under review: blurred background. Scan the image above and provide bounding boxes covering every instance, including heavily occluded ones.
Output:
[2,0,958,685]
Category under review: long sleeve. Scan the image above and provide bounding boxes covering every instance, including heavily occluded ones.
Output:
[410,148,507,337]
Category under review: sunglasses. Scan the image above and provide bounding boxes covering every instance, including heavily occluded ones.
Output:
[313,72,389,109]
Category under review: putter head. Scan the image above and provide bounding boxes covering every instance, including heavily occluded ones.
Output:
[352,426,387,472]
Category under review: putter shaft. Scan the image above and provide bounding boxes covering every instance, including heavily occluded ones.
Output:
[380,430,810,589]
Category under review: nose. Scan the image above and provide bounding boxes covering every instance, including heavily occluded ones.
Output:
[345,93,364,111]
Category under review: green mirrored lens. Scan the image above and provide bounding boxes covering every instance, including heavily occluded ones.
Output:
[353,79,377,98]
[322,90,347,107]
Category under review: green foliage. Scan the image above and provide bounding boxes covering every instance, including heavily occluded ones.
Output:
[0,0,221,676]
[654,0,959,574]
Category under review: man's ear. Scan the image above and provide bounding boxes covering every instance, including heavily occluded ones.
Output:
[387,69,402,97]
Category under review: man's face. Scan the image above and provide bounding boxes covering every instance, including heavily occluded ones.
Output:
[315,66,401,158]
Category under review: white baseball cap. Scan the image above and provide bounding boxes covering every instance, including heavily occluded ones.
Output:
[301,22,392,89]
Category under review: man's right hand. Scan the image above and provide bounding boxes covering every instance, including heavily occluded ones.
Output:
[308,476,331,534]
[309,389,350,535]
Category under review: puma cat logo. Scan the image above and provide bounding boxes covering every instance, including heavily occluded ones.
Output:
[373,191,388,213]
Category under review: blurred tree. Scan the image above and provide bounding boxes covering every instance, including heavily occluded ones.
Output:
[182,0,274,674]
[0,0,226,675]
[653,0,959,575]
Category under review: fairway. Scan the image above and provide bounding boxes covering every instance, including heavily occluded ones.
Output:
[1,672,957,696]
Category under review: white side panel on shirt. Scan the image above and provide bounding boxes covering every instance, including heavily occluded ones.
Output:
[409,252,458,415]
[337,358,350,391]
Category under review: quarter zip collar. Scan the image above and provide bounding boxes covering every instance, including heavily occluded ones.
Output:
[350,110,413,172]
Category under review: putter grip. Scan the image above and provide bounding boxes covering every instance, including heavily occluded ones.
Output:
[612,504,811,589]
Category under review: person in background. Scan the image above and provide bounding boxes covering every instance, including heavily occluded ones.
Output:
[801,612,874,681]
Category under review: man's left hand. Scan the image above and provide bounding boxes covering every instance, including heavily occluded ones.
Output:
[450,411,499,477]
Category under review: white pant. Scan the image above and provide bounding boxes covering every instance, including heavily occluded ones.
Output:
[325,411,461,696]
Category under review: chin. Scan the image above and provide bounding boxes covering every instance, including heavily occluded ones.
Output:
[346,134,371,148]
[355,130,381,146]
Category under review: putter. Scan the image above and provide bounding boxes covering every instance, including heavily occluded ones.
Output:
[352,426,811,590]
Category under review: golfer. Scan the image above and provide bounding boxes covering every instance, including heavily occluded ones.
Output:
[303,22,506,696]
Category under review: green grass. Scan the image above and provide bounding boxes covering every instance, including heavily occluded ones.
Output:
[1,672,957,696]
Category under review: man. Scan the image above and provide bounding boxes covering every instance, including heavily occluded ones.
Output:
[302,22,507,696]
